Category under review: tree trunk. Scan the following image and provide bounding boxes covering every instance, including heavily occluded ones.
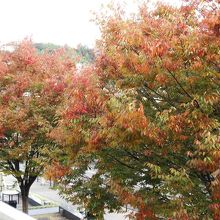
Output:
[53,180,57,188]
[20,186,30,213]
[17,174,38,213]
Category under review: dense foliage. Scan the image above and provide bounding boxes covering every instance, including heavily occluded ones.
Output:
[53,0,220,219]
[0,40,75,212]
[0,0,219,219]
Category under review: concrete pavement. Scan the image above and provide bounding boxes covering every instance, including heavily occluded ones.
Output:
[0,174,131,220]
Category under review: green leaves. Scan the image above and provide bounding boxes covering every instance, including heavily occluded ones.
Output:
[0,39,75,211]
[44,0,220,219]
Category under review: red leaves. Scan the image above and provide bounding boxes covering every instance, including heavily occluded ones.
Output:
[62,66,105,120]
[155,73,168,85]
[65,101,88,119]
[0,38,75,162]
[168,113,189,135]
[0,126,5,140]
[136,206,156,220]
[153,41,170,57]
[24,56,36,65]
[210,203,220,220]
[46,78,66,94]
[50,1,220,218]
[197,48,206,57]
[201,12,220,36]
[44,161,70,181]
[13,39,38,67]
[111,181,157,219]
[163,59,180,72]
[0,60,8,76]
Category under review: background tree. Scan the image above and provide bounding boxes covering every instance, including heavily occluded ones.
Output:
[44,160,70,187]
[35,42,95,64]
[34,42,61,53]
[0,40,75,213]
[53,0,220,219]
[76,44,95,64]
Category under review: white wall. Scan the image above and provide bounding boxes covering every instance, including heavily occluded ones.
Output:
[0,201,35,220]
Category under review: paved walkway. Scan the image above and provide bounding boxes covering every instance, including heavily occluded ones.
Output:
[34,213,68,220]
[0,174,130,220]
[31,179,83,219]
[31,180,130,220]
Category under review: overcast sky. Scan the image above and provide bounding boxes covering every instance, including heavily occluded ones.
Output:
[0,0,180,48]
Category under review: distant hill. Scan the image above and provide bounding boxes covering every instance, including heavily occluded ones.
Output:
[34,43,95,64]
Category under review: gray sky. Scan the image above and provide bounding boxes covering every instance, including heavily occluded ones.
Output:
[0,0,180,48]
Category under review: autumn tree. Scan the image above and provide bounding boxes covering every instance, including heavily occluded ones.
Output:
[50,66,113,218]
[0,40,75,213]
[53,0,220,219]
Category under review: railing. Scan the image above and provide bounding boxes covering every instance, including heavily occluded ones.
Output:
[0,201,35,220]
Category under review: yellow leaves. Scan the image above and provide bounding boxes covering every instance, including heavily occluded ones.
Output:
[187,76,198,85]
[7,142,32,160]
[170,168,184,177]
[203,156,212,163]
[190,132,220,172]
[204,93,220,105]
[212,150,220,159]
[145,163,161,178]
